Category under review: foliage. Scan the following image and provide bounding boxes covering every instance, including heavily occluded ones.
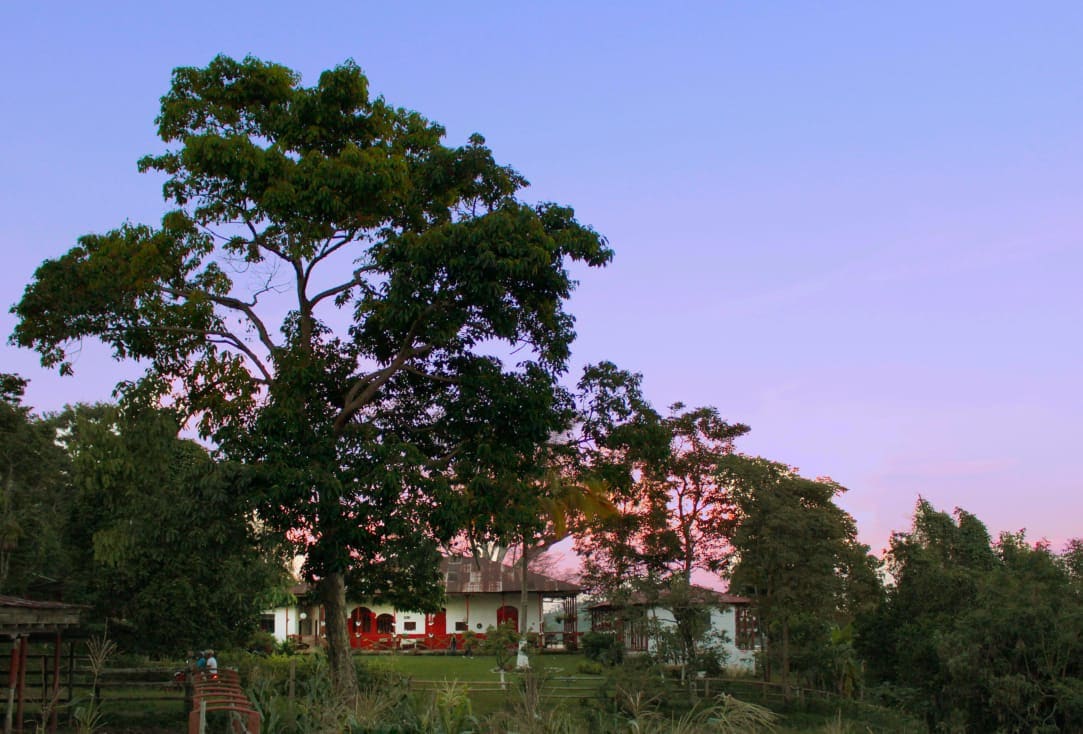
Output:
[73,634,117,734]
[0,374,69,595]
[245,653,416,733]
[578,404,745,597]
[576,402,747,679]
[415,679,480,734]
[723,456,877,692]
[57,403,287,655]
[247,629,278,655]
[11,54,610,692]
[596,684,779,734]
[581,631,625,666]
[577,660,605,675]
[481,621,520,670]
[644,579,731,675]
[858,498,1083,732]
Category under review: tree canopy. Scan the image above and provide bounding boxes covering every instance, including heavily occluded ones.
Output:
[10,55,610,691]
[857,499,1083,732]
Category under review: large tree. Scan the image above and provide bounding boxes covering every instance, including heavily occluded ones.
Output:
[10,56,610,693]
[577,404,746,595]
[722,457,874,695]
[576,403,746,668]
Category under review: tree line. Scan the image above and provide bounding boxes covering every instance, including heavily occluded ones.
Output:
[6,55,1082,731]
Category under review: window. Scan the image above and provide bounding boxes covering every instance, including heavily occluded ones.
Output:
[455,621,467,632]
[376,613,395,634]
[403,621,417,631]
[735,607,757,650]
[259,614,276,633]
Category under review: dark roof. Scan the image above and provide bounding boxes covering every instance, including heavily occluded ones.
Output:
[587,585,750,611]
[289,556,580,599]
[441,556,580,595]
[0,595,83,635]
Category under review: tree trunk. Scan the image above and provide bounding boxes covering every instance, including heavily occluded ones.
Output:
[781,618,791,702]
[519,540,529,638]
[320,572,359,699]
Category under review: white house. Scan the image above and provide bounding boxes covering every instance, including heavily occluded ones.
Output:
[587,586,758,672]
[263,555,581,651]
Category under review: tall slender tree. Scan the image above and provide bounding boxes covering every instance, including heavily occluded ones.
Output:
[10,56,610,693]
[722,456,869,695]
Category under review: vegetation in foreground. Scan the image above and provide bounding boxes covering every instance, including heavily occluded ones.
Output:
[228,651,921,734]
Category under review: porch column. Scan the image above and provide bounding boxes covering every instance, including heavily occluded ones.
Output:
[49,633,60,734]
[16,635,28,733]
[5,635,19,734]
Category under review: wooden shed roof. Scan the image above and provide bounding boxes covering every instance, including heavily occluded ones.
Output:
[0,595,83,636]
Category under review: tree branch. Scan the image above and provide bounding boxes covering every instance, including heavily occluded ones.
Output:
[402,364,459,384]
[334,342,434,432]
[161,285,279,357]
[205,332,273,383]
[308,266,378,309]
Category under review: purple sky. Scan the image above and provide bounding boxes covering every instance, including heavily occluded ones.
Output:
[2,2,1081,557]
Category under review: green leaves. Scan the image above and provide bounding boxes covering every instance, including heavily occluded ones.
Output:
[862,500,1083,731]
[11,55,612,686]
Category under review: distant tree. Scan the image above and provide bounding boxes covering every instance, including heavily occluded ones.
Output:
[577,403,744,594]
[576,403,745,670]
[722,457,873,695]
[0,374,69,595]
[10,56,609,693]
[58,404,287,654]
[859,499,1083,731]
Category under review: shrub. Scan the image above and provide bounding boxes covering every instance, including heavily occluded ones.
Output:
[246,629,276,655]
[582,631,624,666]
[577,661,605,675]
[481,621,521,670]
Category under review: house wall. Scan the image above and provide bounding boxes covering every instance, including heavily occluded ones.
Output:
[265,593,547,643]
[644,605,757,673]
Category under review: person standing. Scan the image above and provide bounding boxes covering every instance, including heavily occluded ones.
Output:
[205,650,218,679]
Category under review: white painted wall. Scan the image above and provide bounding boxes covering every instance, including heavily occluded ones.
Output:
[265,593,548,641]
[644,605,757,673]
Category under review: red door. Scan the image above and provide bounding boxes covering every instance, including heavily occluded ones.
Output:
[426,607,447,646]
[496,605,518,633]
[349,607,375,648]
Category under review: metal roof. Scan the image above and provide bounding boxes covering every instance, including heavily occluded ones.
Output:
[441,556,580,595]
[290,556,581,598]
[586,585,751,610]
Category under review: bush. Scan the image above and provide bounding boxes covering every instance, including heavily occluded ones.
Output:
[246,630,276,655]
[577,661,605,675]
[582,631,624,666]
[481,621,521,670]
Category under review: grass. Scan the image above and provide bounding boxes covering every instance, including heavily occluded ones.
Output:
[363,651,590,682]
[362,652,601,717]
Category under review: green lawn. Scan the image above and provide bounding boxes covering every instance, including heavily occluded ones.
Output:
[362,651,590,683]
